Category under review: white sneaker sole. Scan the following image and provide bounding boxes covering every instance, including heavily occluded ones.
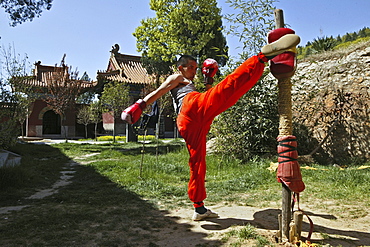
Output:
[261,34,300,56]
[192,209,219,221]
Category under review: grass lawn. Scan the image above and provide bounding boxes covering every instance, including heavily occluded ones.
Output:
[1,140,370,246]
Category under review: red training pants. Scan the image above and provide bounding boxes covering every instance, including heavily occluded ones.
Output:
[176,55,265,206]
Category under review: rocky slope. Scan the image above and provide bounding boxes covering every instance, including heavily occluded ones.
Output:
[290,40,370,164]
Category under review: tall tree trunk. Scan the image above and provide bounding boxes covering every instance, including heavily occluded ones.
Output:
[113,114,116,143]
[94,123,98,141]
[61,114,68,143]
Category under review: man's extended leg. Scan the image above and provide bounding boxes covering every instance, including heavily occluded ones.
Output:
[198,54,266,122]
[190,33,300,122]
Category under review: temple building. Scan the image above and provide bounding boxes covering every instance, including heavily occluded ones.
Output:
[97,44,175,138]
[18,44,175,139]
[21,61,96,138]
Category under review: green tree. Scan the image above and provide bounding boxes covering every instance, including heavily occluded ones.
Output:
[342,32,352,42]
[80,72,90,81]
[76,105,91,138]
[134,0,228,77]
[0,45,33,143]
[336,35,342,43]
[0,80,18,148]
[211,74,279,160]
[211,0,279,161]
[358,27,370,38]
[311,36,337,53]
[76,90,95,104]
[89,100,102,141]
[1,0,53,27]
[12,92,31,139]
[76,101,103,140]
[100,82,130,142]
[134,0,228,140]
[76,72,95,104]
[224,0,277,59]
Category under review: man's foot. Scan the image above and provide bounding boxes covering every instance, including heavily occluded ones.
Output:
[261,34,300,57]
[192,209,219,221]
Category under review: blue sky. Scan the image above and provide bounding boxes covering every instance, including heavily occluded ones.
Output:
[0,0,369,80]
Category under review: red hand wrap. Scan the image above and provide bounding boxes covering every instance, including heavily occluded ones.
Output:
[202,58,218,78]
[121,99,146,124]
[276,135,305,193]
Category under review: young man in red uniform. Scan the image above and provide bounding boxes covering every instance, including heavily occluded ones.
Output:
[122,33,300,220]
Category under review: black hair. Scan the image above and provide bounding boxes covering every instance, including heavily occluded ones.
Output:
[177,55,197,67]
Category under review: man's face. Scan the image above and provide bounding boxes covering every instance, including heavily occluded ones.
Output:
[180,60,198,81]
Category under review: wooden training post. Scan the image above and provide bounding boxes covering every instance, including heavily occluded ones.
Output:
[270,9,306,243]
[274,9,292,242]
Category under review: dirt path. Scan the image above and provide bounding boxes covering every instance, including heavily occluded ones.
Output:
[161,203,370,246]
[0,160,77,214]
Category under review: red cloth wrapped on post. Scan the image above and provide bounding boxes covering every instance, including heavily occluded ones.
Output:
[277,135,305,193]
[268,28,297,79]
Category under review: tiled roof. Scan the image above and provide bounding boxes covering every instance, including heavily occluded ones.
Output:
[98,45,154,85]
[21,63,96,89]
[22,75,95,89]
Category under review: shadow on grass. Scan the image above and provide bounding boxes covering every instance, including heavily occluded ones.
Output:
[0,143,220,247]
[61,141,185,156]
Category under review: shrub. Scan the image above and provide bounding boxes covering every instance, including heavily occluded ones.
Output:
[0,105,19,149]
[210,74,279,161]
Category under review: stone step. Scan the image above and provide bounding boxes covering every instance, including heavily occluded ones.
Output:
[0,150,21,168]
